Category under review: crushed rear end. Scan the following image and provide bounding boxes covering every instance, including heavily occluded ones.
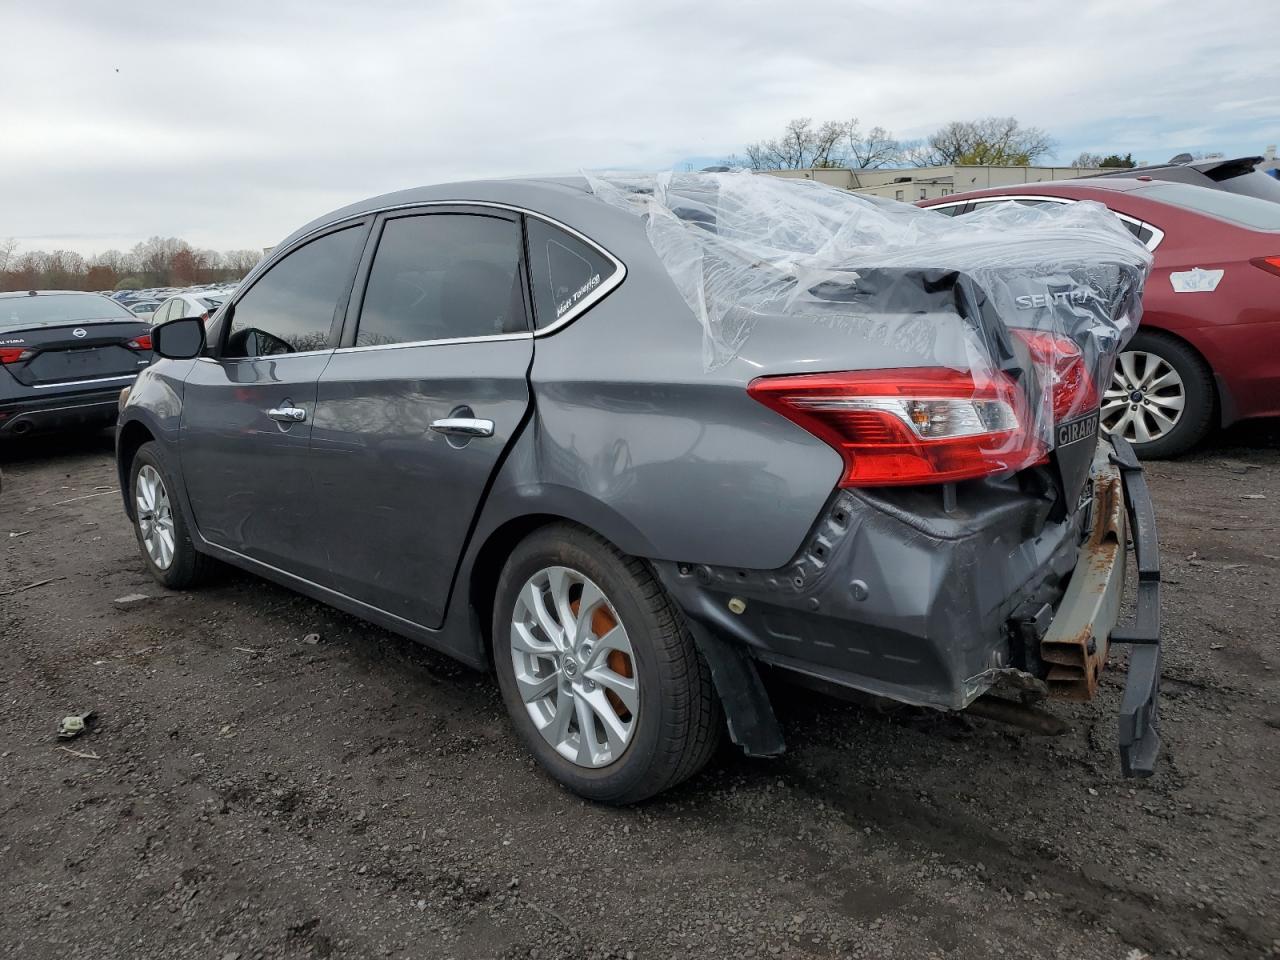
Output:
[589,172,1163,776]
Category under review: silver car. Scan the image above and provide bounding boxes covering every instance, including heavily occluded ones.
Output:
[116,175,1163,802]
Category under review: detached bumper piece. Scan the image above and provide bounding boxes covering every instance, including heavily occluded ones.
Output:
[1108,435,1162,778]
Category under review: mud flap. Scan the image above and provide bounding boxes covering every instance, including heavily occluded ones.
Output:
[1108,435,1162,777]
[684,620,787,758]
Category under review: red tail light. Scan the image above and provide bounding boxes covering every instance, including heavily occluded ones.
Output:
[1010,330,1098,420]
[1252,255,1280,278]
[0,347,33,364]
[125,334,153,351]
[748,367,1042,486]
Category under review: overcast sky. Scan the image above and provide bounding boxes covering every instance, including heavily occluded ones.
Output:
[2,0,1276,256]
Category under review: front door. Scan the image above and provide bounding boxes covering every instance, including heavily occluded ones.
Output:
[308,210,534,628]
[180,223,368,581]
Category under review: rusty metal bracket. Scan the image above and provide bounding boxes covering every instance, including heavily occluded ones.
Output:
[1039,446,1127,700]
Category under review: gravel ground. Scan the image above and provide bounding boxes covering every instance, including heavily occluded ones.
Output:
[2,423,1278,960]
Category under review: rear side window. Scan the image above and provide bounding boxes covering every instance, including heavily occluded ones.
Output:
[1142,182,1280,230]
[356,214,527,347]
[526,218,619,329]
[225,226,363,358]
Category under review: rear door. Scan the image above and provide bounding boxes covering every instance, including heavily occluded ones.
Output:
[308,208,534,628]
[179,222,368,581]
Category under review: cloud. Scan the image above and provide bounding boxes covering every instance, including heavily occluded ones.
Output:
[1,0,1275,255]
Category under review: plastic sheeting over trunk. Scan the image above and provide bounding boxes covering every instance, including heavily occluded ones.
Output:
[586,170,1154,477]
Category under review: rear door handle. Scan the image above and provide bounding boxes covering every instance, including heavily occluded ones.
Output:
[267,406,307,423]
[430,417,494,438]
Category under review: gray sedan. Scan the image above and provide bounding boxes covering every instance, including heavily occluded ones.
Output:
[116,175,1163,802]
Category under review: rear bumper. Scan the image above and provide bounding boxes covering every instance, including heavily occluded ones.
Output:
[658,434,1162,777]
[0,386,128,437]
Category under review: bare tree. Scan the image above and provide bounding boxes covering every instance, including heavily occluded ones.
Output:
[743,117,847,170]
[0,238,17,274]
[919,117,1055,166]
[222,249,263,275]
[845,122,901,169]
[1071,151,1105,169]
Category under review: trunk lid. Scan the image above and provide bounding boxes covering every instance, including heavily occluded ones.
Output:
[1,320,153,387]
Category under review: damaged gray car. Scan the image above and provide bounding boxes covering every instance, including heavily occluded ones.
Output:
[116,172,1163,803]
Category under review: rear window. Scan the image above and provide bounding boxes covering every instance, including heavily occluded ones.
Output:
[0,293,135,331]
[198,297,224,310]
[526,218,620,329]
[1141,183,1280,230]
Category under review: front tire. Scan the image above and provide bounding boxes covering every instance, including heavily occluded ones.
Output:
[129,442,209,589]
[1102,331,1215,458]
[493,524,721,804]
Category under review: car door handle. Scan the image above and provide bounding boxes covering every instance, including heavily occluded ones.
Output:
[430,417,494,438]
[267,406,307,423]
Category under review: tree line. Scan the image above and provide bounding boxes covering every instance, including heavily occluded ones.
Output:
[0,236,262,293]
[727,116,1138,171]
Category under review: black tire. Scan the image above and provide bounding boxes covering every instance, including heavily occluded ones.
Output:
[128,441,210,589]
[493,523,722,804]
[1108,330,1216,459]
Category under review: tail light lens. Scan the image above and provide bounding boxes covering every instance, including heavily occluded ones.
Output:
[1010,330,1099,421]
[1251,255,1280,278]
[125,334,153,351]
[748,367,1042,486]
[0,347,33,365]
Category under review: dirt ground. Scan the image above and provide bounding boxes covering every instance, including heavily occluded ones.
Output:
[2,422,1278,960]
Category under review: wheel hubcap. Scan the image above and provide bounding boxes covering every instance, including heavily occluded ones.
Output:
[1102,350,1186,443]
[509,565,638,768]
[135,464,176,570]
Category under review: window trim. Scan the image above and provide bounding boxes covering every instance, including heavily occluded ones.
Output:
[928,195,1165,251]
[240,200,626,351]
[210,219,371,362]
[339,206,535,352]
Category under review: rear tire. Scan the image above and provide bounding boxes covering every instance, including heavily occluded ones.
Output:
[129,442,210,589]
[493,523,722,804]
[1103,330,1215,459]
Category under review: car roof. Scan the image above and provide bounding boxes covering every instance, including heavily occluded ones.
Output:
[925,179,1161,204]
[0,289,115,300]
[277,177,603,252]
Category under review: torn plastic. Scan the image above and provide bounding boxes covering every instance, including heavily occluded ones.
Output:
[585,171,1153,473]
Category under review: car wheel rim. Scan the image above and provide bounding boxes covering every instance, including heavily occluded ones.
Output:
[135,464,176,570]
[510,565,638,769]
[1101,350,1186,444]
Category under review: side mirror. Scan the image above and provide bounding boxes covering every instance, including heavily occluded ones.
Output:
[151,317,206,360]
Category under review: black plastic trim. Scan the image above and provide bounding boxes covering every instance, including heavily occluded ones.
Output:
[1108,434,1162,777]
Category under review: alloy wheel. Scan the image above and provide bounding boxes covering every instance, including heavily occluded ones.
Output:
[135,464,176,570]
[1102,350,1186,444]
[509,565,638,768]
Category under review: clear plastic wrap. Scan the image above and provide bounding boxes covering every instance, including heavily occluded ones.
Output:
[586,170,1154,476]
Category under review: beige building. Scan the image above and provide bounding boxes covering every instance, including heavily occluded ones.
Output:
[765,164,1104,202]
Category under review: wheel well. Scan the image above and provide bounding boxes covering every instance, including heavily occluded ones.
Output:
[116,421,155,518]
[467,514,582,665]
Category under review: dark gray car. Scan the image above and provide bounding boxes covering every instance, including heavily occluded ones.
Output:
[1,291,154,438]
[116,176,1163,802]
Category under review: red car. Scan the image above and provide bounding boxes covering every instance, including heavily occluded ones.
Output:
[920,179,1280,457]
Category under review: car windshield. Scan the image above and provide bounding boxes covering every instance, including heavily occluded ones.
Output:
[199,296,225,310]
[0,293,136,331]
[1142,182,1280,230]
